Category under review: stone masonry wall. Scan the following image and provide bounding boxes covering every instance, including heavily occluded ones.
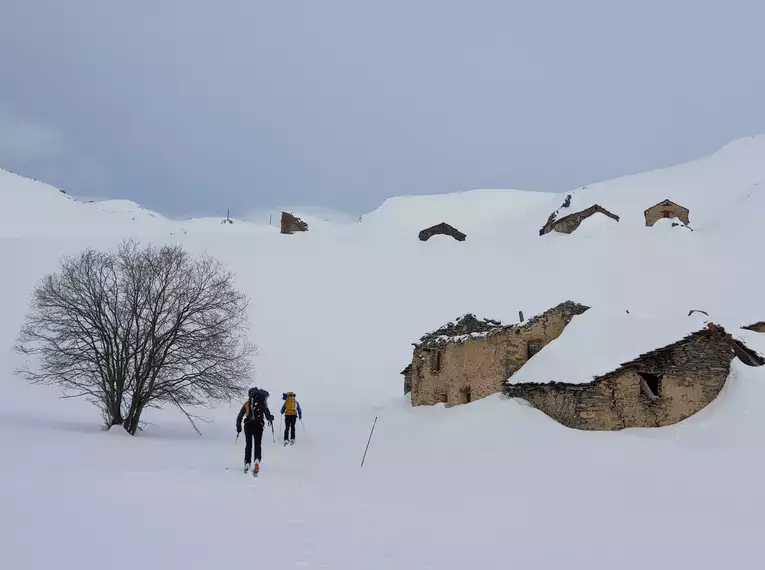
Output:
[281,212,309,234]
[645,202,690,227]
[504,331,732,430]
[409,302,588,407]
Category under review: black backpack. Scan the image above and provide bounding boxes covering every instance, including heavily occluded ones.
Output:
[246,389,268,422]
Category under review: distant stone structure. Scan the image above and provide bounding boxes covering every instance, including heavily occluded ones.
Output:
[539,205,620,236]
[280,212,309,234]
[418,222,466,242]
[742,322,765,333]
[644,199,690,227]
[401,301,589,406]
[504,323,762,431]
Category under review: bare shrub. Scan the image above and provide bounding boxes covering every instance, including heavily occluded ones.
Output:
[15,239,255,435]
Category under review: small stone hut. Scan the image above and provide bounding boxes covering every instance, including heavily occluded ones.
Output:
[743,322,765,333]
[644,199,690,227]
[504,323,762,431]
[402,301,590,406]
[539,205,620,236]
[281,212,309,234]
[418,222,466,242]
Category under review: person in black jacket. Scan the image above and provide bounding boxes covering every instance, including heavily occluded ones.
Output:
[236,387,274,475]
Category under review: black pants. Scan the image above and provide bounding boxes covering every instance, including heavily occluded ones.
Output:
[284,415,297,441]
[244,422,264,463]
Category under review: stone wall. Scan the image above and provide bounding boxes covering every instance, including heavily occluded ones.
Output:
[504,329,732,430]
[281,212,309,234]
[540,205,620,236]
[408,301,589,407]
[401,364,413,394]
[645,201,690,227]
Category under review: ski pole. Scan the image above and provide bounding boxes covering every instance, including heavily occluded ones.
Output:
[300,418,308,438]
[279,415,283,444]
[360,416,378,468]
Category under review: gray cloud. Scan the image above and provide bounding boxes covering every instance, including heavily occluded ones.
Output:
[1,0,764,218]
[0,103,67,164]
[0,102,109,195]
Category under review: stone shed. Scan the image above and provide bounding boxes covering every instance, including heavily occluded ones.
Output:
[644,199,690,227]
[504,323,762,431]
[281,212,309,234]
[403,301,590,406]
[539,205,620,236]
[418,222,466,242]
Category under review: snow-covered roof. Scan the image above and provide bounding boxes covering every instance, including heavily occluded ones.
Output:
[506,308,711,385]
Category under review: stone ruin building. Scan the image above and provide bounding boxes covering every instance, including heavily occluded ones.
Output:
[401,301,589,406]
[644,199,690,227]
[418,222,466,242]
[280,212,309,234]
[504,323,763,431]
[742,322,765,333]
[539,204,620,236]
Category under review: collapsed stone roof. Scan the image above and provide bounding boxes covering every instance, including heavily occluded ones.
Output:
[416,313,504,347]
[415,301,589,349]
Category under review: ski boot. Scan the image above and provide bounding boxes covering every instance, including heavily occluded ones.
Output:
[244,462,250,474]
[253,460,260,477]
[283,439,289,447]
[290,439,295,446]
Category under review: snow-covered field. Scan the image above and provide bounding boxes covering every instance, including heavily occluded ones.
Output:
[3,137,765,569]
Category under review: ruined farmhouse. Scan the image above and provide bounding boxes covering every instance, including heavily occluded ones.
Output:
[280,212,309,234]
[504,323,763,431]
[644,199,690,227]
[401,301,589,406]
[539,204,620,236]
[418,222,466,242]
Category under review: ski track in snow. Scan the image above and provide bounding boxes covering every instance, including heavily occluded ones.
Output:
[2,137,765,569]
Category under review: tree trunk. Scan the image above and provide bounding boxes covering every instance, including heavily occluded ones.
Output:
[107,399,123,427]
[124,397,145,435]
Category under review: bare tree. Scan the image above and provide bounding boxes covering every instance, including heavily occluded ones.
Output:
[15,239,255,435]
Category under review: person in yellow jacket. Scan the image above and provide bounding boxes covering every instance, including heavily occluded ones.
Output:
[280,392,302,446]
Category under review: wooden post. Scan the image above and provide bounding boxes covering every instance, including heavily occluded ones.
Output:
[360,416,378,468]
[519,311,524,322]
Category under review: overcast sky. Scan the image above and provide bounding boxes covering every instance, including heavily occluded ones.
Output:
[1,1,764,219]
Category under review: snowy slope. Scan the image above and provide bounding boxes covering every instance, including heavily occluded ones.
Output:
[2,137,765,569]
[0,169,170,237]
[534,135,765,231]
[360,188,556,236]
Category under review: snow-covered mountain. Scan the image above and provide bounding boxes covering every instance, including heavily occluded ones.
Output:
[2,137,765,569]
